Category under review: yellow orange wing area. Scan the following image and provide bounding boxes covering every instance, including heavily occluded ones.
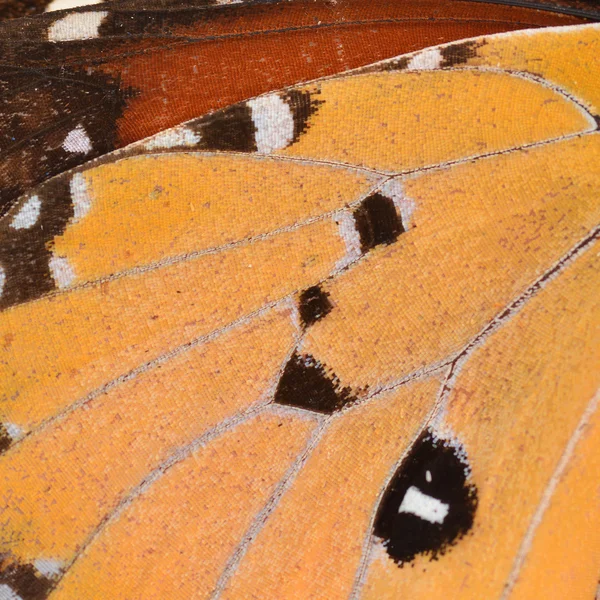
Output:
[0,23,597,600]
[363,22,600,114]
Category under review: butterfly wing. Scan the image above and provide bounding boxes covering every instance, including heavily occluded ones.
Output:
[0,0,594,213]
[0,20,598,600]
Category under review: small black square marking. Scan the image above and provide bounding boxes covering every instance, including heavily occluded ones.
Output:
[298,285,333,327]
[353,192,404,253]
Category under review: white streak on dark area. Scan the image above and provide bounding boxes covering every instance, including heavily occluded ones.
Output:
[10,196,42,230]
[48,11,108,42]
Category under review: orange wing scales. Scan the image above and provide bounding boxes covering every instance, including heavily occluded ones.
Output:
[0,21,598,600]
[360,239,600,599]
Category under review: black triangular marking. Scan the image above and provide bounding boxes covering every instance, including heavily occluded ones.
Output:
[274,352,355,414]
[373,430,478,565]
[353,192,404,253]
[298,285,333,327]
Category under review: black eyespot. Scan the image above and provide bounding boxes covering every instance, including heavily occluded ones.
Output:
[374,430,478,565]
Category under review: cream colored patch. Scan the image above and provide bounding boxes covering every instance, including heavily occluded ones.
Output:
[46,0,101,11]
[11,195,42,230]
[248,94,295,154]
[144,127,201,150]
[2,422,23,442]
[70,172,93,222]
[0,584,23,600]
[406,48,443,70]
[49,255,76,288]
[48,11,108,42]
[34,558,63,579]
[62,125,93,154]
[334,210,362,270]
[381,179,415,229]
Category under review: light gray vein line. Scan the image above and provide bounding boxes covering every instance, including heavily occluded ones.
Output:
[348,364,456,600]
[6,296,290,452]
[431,223,600,429]
[54,307,304,587]
[1,174,390,309]
[193,128,595,184]
[59,402,271,578]
[212,362,452,598]
[112,147,391,178]
[398,129,596,180]
[350,223,600,598]
[501,386,600,599]
[120,123,597,186]
[5,173,399,449]
[442,66,597,125]
[210,416,331,599]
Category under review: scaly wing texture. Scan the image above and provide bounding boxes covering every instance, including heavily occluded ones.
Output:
[0,0,593,213]
[0,20,598,600]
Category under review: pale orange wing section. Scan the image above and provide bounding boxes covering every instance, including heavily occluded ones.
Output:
[359,239,600,600]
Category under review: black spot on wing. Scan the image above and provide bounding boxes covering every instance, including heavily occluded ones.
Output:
[374,430,478,565]
[282,88,322,144]
[192,102,258,152]
[298,285,333,328]
[0,425,12,454]
[0,558,55,600]
[274,352,355,414]
[440,40,483,68]
[0,178,73,310]
[353,192,405,253]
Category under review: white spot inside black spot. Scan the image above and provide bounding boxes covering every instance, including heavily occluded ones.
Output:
[374,430,477,564]
[10,196,42,231]
[62,125,93,155]
[398,486,449,524]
